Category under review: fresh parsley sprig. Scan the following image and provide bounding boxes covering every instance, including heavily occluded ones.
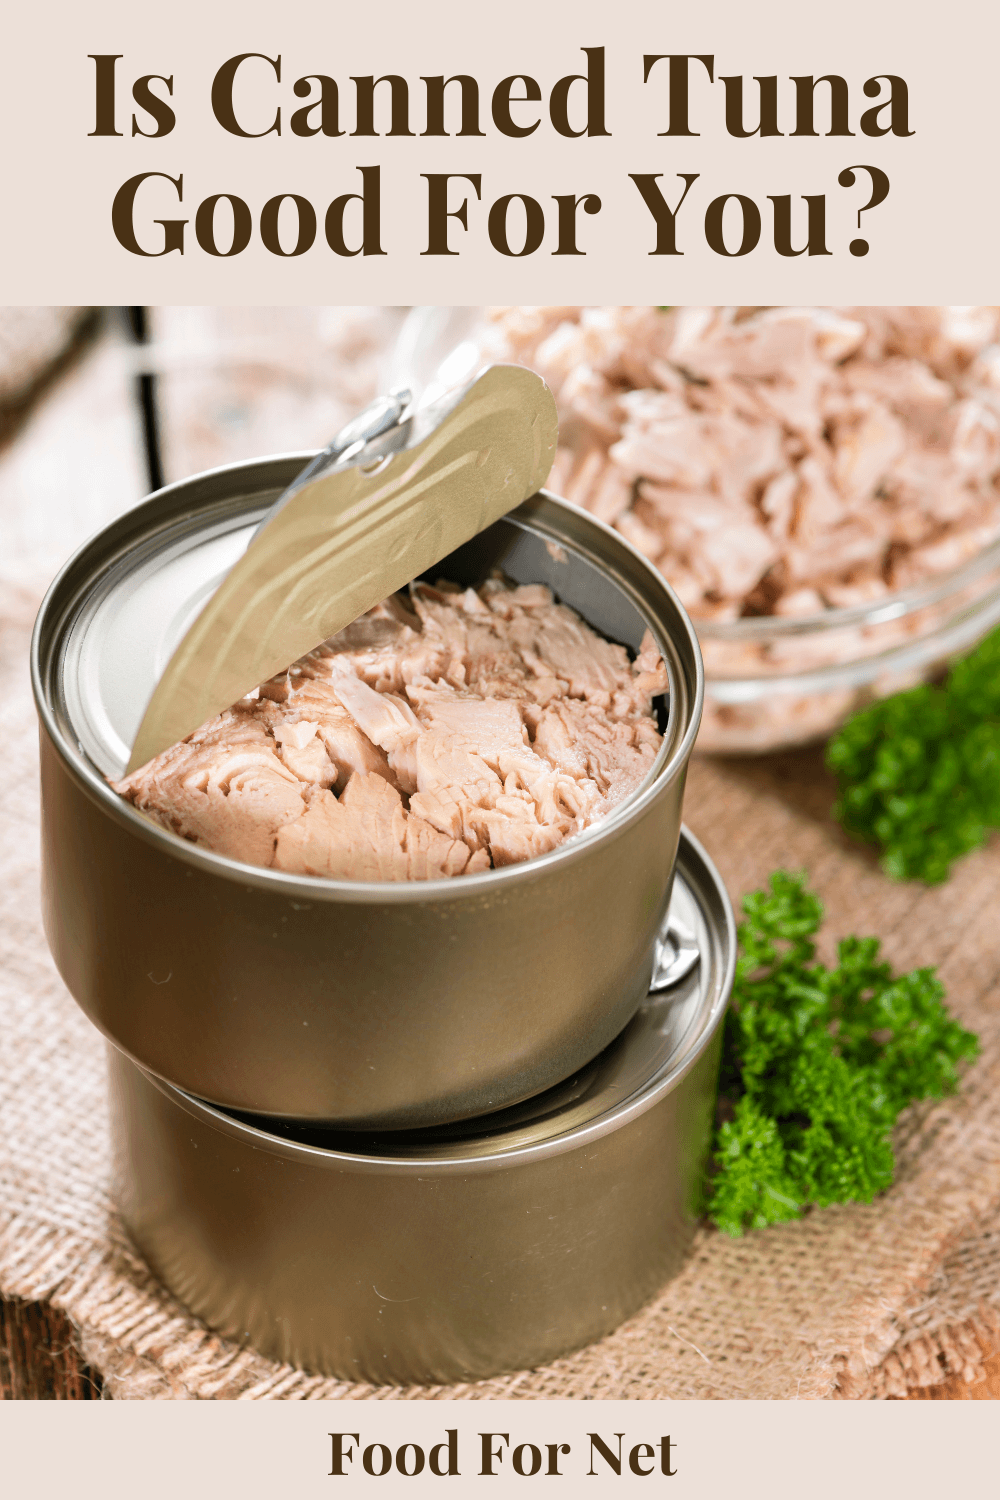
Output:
[826,626,1000,883]
[706,871,979,1237]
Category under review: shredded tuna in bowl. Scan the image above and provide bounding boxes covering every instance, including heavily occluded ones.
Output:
[400,305,1000,752]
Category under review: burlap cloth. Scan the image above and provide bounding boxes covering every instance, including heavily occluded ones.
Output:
[2,586,999,1401]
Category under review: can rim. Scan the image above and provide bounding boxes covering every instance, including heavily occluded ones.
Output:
[128,825,735,1175]
[32,454,705,906]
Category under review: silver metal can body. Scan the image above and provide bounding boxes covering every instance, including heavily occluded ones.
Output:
[34,456,703,1128]
[110,829,734,1386]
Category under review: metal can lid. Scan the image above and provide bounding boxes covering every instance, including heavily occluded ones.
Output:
[60,503,258,779]
[125,367,560,773]
[44,459,697,790]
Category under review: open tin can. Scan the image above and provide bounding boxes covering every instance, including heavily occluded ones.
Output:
[110,827,735,1385]
[33,456,703,1130]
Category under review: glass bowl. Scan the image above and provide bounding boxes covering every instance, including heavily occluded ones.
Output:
[389,306,1000,754]
[696,542,1000,752]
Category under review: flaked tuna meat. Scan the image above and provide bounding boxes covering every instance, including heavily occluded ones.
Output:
[533,698,660,804]
[272,773,482,882]
[114,578,668,881]
[471,304,1000,753]
[121,709,306,867]
[410,730,505,847]
[264,679,396,793]
[479,304,1000,624]
[272,719,335,786]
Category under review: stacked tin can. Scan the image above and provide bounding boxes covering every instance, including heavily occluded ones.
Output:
[32,454,736,1384]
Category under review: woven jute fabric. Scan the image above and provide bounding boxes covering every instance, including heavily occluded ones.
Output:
[2,588,999,1401]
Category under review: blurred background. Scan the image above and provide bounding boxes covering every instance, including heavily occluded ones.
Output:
[0,307,405,606]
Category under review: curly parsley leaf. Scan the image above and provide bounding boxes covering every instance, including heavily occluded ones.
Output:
[826,625,1000,883]
[705,871,979,1236]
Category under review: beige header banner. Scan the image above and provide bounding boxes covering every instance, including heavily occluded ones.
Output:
[3,0,997,303]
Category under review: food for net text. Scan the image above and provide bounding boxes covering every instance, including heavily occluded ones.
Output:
[114,578,668,880]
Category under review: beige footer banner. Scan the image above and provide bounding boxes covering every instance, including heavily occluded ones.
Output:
[0,1398,996,1494]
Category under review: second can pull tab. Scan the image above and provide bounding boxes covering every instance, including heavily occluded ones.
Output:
[127,365,558,774]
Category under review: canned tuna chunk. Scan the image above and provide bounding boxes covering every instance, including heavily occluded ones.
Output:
[33,454,703,1128]
[111,574,674,882]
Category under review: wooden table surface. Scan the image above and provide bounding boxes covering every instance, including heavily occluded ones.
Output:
[0,1290,997,1400]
